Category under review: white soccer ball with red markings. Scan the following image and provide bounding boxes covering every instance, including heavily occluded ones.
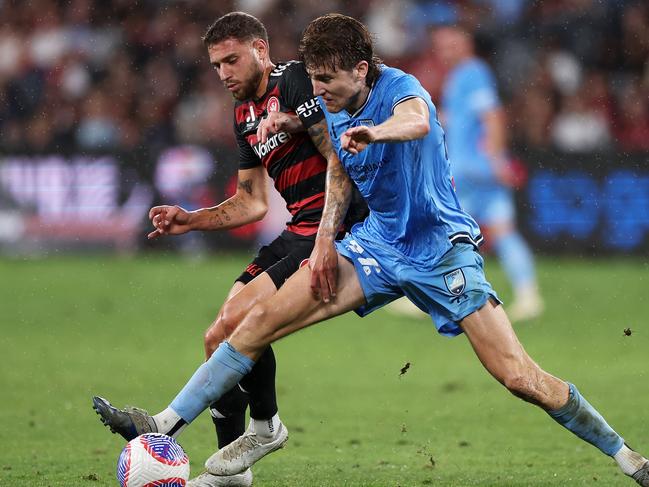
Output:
[117,433,190,487]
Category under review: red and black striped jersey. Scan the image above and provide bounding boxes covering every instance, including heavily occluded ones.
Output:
[234,61,327,236]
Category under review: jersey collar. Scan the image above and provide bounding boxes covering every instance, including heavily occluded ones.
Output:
[348,81,375,118]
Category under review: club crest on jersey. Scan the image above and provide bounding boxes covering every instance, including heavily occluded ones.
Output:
[267,96,280,113]
[444,269,466,296]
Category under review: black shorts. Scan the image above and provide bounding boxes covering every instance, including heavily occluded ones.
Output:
[236,230,315,289]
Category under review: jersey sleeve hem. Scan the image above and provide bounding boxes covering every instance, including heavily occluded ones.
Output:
[391,95,427,114]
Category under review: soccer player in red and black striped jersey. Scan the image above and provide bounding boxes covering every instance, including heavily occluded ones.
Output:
[92,11,366,487]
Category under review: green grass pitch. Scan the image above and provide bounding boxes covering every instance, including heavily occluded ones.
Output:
[1,253,648,486]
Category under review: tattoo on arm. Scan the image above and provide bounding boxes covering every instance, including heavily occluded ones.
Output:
[320,162,351,237]
[308,120,352,238]
[238,178,253,195]
[307,120,333,159]
[206,197,246,227]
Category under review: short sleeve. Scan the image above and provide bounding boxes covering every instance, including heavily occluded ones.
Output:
[387,74,429,114]
[280,62,324,129]
[235,122,261,169]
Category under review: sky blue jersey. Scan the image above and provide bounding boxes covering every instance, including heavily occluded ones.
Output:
[322,65,482,269]
[442,58,501,183]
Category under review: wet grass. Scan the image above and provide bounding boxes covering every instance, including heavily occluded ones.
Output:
[1,253,648,486]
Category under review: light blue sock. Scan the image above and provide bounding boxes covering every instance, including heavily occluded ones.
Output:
[548,383,624,456]
[493,232,536,289]
[170,341,254,423]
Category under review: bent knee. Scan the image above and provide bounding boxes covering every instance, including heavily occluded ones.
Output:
[231,304,278,346]
[208,302,245,340]
[204,316,234,353]
[203,322,224,356]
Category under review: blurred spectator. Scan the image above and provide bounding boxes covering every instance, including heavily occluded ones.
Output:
[551,91,612,152]
[0,0,648,154]
[76,88,120,149]
[613,77,649,152]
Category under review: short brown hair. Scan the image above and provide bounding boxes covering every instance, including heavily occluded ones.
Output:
[299,14,382,86]
[203,11,268,46]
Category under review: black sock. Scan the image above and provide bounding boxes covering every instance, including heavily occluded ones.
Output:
[209,386,249,449]
[239,346,278,420]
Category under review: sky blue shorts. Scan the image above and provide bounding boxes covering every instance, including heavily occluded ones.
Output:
[455,182,515,226]
[336,237,500,336]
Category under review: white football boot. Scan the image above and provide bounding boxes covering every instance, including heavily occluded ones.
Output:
[507,285,544,322]
[187,469,253,487]
[205,422,288,476]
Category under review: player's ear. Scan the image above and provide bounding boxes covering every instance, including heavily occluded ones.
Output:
[354,61,369,82]
[252,38,268,60]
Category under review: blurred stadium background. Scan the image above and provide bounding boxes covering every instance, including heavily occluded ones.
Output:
[1,0,648,255]
[2,1,649,486]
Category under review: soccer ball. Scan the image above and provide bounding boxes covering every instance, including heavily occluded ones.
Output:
[117,433,190,487]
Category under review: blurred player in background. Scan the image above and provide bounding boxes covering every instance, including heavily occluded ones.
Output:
[94,12,365,487]
[432,24,543,322]
[93,14,648,486]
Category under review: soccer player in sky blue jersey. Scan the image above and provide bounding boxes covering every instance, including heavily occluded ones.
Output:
[92,14,649,486]
[433,24,543,322]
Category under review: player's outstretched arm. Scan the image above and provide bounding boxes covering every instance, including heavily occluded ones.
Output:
[147,166,268,239]
[307,119,353,303]
[341,97,430,155]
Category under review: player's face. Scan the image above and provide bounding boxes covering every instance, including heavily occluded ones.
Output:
[207,38,265,100]
[309,62,368,113]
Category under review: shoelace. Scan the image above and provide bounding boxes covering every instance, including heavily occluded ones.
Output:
[221,433,261,461]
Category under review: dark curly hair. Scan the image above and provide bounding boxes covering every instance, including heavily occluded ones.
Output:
[203,11,268,46]
[298,14,382,86]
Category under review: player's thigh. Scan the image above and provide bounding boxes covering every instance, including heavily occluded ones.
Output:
[460,301,568,408]
[205,273,278,353]
[226,280,246,300]
[224,232,315,327]
[263,235,314,290]
[221,232,312,327]
[222,273,279,325]
[459,300,529,382]
[231,255,366,355]
[268,254,366,340]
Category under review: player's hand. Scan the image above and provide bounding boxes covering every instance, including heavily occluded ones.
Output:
[341,126,375,155]
[256,112,304,143]
[309,237,339,303]
[147,205,192,239]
